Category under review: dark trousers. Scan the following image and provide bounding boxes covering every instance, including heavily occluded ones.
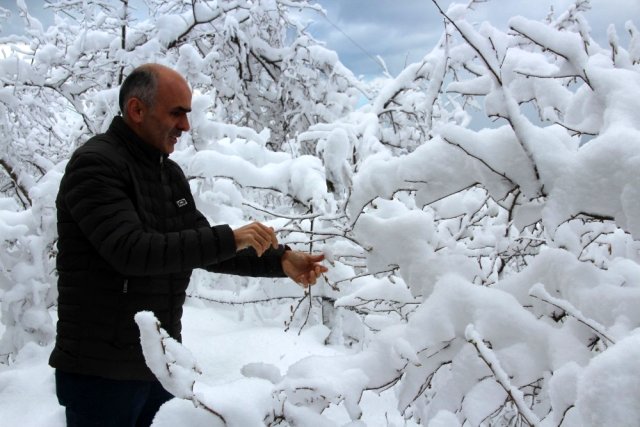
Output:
[55,370,173,427]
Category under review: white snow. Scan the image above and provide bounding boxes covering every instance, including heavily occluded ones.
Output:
[1,0,640,426]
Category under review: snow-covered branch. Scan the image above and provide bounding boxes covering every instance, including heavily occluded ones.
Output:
[134,311,227,423]
[528,284,616,346]
[465,324,541,426]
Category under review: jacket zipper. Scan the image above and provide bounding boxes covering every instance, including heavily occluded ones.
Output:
[160,155,173,335]
[123,279,128,293]
[160,156,167,184]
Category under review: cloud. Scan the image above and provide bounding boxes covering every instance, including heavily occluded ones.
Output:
[308,0,446,77]
[310,0,636,78]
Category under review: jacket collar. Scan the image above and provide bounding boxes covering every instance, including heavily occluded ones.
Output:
[108,116,168,164]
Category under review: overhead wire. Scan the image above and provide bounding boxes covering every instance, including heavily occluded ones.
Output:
[319,11,387,74]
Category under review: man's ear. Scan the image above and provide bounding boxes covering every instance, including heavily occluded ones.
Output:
[126,97,145,124]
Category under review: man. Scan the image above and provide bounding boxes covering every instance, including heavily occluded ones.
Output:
[50,63,327,426]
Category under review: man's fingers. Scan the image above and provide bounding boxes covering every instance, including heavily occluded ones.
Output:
[309,254,325,263]
[233,222,279,256]
[249,235,268,256]
[314,264,328,274]
[297,269,319,287]
[307,270,317,285]
[281,250,329,288]
[254,223,278,250]
[251,225,273,255]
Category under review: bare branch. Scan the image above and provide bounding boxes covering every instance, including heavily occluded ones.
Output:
[0,158,32,208]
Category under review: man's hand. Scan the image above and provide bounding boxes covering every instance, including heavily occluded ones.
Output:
[233,222,279,256]
[281,251,328,288]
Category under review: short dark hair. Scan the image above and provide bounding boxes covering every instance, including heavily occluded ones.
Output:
[118,66,158,115]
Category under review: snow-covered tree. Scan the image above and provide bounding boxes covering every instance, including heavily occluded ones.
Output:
[2,0,640,425]
[0,0,359,361]
[137,0,640,425]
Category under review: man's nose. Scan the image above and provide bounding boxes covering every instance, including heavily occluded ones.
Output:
[180,115,191,132]
[178,115,190,132]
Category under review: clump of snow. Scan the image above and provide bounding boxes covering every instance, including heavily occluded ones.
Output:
[135,311,201,400]
[576,332,640,427]
[241,362,283,384]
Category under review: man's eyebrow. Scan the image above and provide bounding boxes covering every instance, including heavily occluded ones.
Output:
[173,106,192,113]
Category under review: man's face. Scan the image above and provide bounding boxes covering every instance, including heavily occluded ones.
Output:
[139,73,192,154]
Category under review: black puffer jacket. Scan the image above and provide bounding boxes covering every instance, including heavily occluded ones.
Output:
[50,116,286,381]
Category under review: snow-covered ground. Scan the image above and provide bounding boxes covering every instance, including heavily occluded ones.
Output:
[0,301,415,426]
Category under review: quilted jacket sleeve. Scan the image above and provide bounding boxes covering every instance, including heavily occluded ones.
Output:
[60,149,237,276]
[206,245,288,277]
[193,208,287,278]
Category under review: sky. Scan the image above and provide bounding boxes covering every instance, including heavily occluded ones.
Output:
[0,0,638,78]
[306,0,640,78]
